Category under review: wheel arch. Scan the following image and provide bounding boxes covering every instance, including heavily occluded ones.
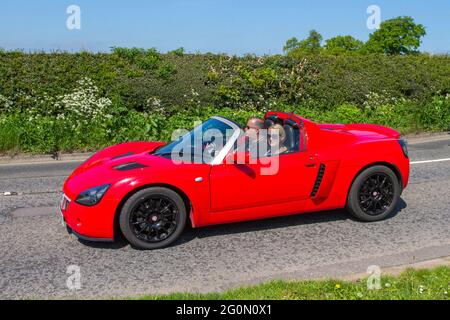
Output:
[113,183,193,240]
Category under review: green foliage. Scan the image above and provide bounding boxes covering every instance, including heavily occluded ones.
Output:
[287,16,426,56]
[209,53,450,111]
[0,114,21,153]
[284,30,323,54]
[283,37,300,53]
[112,47,160,70]
[364,16,426,55]
[416,95,450,131]
[1,96,449,154]
[210,54,322,110]
[325,36,364,54]
[168,47,185,56]
[0,15,444,155]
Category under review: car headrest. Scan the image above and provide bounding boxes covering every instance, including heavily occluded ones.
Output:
[283,125,295,151]
[264,119,275,129]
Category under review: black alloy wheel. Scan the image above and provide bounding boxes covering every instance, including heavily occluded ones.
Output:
[358,173,394,216]
[347,165,401,222]
[119,187,187,249]
[129,195,179,242]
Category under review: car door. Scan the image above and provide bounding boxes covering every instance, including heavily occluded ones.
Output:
[209,118,319,213]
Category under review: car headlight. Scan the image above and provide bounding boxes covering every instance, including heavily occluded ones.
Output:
[398,138,409,159]
[75,184,110,206]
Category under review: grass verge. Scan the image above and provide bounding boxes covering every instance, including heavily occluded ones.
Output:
[135,266,450,300]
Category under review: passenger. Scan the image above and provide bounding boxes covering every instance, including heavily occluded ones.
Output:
[267,124,288,156]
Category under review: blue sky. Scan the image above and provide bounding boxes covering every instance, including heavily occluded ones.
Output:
[1,0,449,54]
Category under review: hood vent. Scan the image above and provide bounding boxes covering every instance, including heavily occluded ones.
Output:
[111,152,135,160]
[113,162,147,171]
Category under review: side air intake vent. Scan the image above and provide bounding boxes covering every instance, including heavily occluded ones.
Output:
[113,162,147,171]
[310,164,326,197]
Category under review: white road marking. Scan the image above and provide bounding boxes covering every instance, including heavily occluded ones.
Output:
[411,158,450,165]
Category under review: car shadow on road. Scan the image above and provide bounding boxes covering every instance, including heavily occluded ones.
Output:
[177,198,407,245]
[77,198,407,250]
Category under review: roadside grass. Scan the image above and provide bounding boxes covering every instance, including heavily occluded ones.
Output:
[135,266,450,300]
[1,104,449,155]
[0,117,21,154]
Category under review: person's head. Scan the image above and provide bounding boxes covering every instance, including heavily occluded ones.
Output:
[268,124,286,148]
[245,117,264,138]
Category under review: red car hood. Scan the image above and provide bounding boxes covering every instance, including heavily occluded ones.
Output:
[64,141,168,199]
[318,123,401,140]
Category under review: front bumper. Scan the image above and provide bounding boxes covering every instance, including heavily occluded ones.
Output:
[59,193,115,242]
[65,222,114,242]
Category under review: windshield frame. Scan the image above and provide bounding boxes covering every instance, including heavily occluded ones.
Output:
[209,116,242,165]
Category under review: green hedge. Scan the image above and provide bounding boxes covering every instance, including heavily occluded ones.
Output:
[0,49,449,154]
[0,50,216,114]
[1,50,450,113]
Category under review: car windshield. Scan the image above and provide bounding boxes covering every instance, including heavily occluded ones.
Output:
[153,117,240,164]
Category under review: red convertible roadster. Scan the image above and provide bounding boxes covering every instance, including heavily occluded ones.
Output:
[61,112,409,249]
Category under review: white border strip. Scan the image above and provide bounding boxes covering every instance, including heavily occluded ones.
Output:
[411,158,450,165]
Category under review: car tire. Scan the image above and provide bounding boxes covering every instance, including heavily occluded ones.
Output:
[347,165,401,222]
[119,187,187,250]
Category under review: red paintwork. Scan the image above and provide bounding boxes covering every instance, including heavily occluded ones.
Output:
[61,112,410,240]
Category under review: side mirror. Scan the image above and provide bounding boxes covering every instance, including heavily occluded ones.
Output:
[223,151,252,164]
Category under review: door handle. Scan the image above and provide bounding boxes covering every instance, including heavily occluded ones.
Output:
[305,155,318,167]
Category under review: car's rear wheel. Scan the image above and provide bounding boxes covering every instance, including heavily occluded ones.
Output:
[347,165,401,222]
[119,187,187,249]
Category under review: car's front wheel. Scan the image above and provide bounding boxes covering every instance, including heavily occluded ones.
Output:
[347,165,401,222]
[119,187,187,249]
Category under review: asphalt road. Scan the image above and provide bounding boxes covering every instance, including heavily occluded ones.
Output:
[1,136,450,299]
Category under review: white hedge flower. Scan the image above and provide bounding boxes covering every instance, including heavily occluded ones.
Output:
[147,97,162,108]
[54,77,112,121]
[363,91,400,111]
[0,94,13,112]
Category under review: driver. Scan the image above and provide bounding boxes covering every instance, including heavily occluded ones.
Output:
[243,117,266,157]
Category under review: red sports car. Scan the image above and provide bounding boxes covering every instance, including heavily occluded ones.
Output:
[61,112,409,249]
